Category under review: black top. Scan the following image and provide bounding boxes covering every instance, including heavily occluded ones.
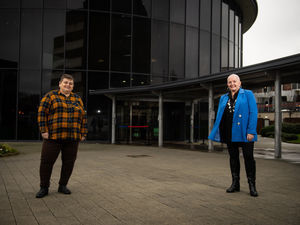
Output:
[219,90,239,143]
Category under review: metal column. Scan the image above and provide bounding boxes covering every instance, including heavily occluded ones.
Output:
[129,102,133,144]
[111,96,116,144]
[274,71,282,158]
[158,92,163,147]
[190,100,194,143]
[208,84,215,151]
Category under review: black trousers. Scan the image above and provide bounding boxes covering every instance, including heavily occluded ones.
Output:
[227,142,256,179]
[39,139,79,188]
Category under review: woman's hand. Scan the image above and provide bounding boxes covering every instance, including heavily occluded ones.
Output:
[247,134,254,141]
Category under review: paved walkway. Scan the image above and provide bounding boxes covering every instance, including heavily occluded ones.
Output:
[0,140,300,225]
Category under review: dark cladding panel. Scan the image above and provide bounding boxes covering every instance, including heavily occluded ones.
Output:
[152,0,169,21]
[133,0,151,17]
[44,0,66,9]
[88,11,110,70]
[112,0,132,14]
[132,17,151,73]
[200,30,211,76]
[185,27,198,78]
[20,9,42,69]
[186,0,199,27]
[0,10,19,68]
[170,0,185,24]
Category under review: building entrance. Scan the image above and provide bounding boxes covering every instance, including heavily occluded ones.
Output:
[116,101,158,144]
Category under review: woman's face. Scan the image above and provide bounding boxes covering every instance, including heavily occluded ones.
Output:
[59,78,74,95]
[227,75,241,93]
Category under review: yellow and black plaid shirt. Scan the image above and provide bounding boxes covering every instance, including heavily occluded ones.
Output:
[38,90,88,140]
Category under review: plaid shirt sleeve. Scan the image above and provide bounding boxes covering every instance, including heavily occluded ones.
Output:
[37,93,51,133]
[78,97,88,137]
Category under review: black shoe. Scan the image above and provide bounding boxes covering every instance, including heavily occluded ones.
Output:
[36,187,48,198]
[249,183,258,197]
[58,185,71,194]
[226,184,240,193]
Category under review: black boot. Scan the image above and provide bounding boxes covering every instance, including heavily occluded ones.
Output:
[226,174,240,193]
[58,185,71,194]
[248,178,258,197]
[36,187,48,198]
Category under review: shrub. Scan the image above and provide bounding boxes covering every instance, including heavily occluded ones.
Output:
[0,144,19,157]
[260,131,298,141]
[260,123,300,136]
[260,125,274,137]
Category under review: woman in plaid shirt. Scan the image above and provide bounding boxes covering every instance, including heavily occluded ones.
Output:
[36,74,87,198]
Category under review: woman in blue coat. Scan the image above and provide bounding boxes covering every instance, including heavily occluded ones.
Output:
[208,74,258,197]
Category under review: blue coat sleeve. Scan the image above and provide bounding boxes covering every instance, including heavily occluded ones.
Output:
[246,90,258,135]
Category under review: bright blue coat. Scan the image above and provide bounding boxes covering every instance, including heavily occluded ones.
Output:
[208,88,258,142]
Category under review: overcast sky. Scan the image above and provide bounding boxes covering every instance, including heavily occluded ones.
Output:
[243,0,300,66]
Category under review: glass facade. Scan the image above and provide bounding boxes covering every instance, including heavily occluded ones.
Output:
[0,0,243,141]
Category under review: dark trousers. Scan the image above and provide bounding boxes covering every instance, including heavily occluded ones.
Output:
[39,139,79,188]
[227,142,256,180]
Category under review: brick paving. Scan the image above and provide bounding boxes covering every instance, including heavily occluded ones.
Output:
[0,141,300,225]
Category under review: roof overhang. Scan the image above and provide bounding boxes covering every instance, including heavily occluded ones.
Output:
[90,54,300,102]
[234,0,258,33]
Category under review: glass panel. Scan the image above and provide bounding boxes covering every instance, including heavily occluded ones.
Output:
[20,9,42,69]
[18,70,40,140]
[229,9,234,42]
[44,0,66,9]
[112,0,132,14]
[43,10,65,70]
[239,22,242,67]
[65,10,87,69]
[200,0,211,31]
[0,70,17,139]
[229,42,234,69]
[222,2,228,37]
[169,23,184,78]
[22,0,42,8]
[185,27,198,78]
[186,0,199,27]
[89,0,110,11]
[0,0,20,8]
[152,0,169,21]
[133,0,151,17]
[151,76,167,85]
[87,95,111,140]
[110,73,130,88]
[88,72,109,91]
[170,0,185,24]
[212,0,221,35]
[235,15,239,68]
[67,0,88,9]
[132,17,151,73]
[221,2,228,71]
[111,14,131,72]
[88,12,110,70]
[211,33,220,73]
[199,30,210,76]
[151,20,168,76]
[221,37,228,71]
[0,9,19,68]
[132,74,150,86]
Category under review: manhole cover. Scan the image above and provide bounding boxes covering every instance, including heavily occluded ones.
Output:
[126,154,151,158]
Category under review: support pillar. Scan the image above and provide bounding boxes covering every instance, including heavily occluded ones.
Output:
[158,92,163,147]
[111,96,116,144]
[208,84,215,151]
[129,102,133,144]
[274,71,282,158]
[190,100,194,143]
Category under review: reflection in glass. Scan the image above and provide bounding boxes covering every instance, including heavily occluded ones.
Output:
[152,0,169,21]
[42,70,62,95]
[200,30,210,76]
[89,0,110,11]
[88,12,110,70]
[133,0,151,17]
[170,0,185,24]
[111,14,131,72]
[169,23,184,78]
[186,0,199,27]
[132,74,151,86]
[132,17,151,73]
[0,10,19,68]
[0,70,17,139]
[185,27,198,78]
[87,95,111,140]
[18,70,40,140]
[88,72,109,90]
[20,9,42,69]
[65,10,87,69]
[44,0,66,9]
[112,0,132,14]
[151,21,168,76]
[110,73,130,88]
[43,10,65,70]
[67,0,88,9]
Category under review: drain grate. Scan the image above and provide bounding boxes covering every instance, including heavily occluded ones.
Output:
[126,154,151,158]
